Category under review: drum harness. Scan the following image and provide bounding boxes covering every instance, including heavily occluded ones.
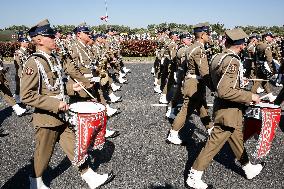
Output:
[24,51,69,120]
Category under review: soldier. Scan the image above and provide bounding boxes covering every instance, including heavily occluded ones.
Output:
[166,23,214,145]
[14,36,30,103]
[153,28,170,94]
[251,32,276,102]
[105,28,129,84]
[21,19,114,189]
[0,54,26,116]
[159,31,179,104]
[69,23,120,137]
[186,28,264,189]
[166,33,192,119]
[243,33,258,79]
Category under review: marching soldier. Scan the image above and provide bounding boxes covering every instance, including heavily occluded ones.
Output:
[186,28,264,189]
[14,36,30,103]
[166,23,214,145]
[153,28,170,93]
[21,19,114,189]
[0,54,26,116]
[251,32,276,102]
[69,23,120,137]
[243,33,258,79]
[159,31,179,104]
[166,33,192,119]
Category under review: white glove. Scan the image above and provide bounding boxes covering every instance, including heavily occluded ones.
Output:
[90,77,100,83]
[207,126,214,135]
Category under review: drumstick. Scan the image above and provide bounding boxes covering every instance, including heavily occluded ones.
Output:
[259,94,270,100]
[248,79,269,82]
[73,79,96,100]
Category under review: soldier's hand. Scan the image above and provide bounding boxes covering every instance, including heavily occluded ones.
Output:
[58,101,69,111]
[73,82,84,91]
[252,94,261,104]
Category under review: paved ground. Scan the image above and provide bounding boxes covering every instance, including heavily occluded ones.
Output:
[1,63,284,189]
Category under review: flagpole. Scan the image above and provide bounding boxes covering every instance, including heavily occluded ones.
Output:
[105,0,108,30]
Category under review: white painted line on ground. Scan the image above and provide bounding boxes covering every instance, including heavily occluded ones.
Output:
[151,104,168,107]
[207,103,213,107]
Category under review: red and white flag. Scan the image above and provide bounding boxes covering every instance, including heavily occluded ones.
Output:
[100,15,109,22]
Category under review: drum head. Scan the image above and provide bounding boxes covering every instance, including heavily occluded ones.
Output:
[255,102,280,109]
[69,102,105,113]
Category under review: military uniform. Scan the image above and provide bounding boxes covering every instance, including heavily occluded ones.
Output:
[159,31,179,104]
[21,19,114,189]
[243,36,257,79]
[186,28,263,189]
[21,46,88,178]
[0,56,17,106]
[14,38,30,100]
[172,24,213,129]
[251,34,274,95]
[166,33,192,118]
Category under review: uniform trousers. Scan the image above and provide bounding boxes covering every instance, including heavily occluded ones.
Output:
[172,79,212,131]
[192,123,249,171]
[33,125,88,177]
[0,83,16,106]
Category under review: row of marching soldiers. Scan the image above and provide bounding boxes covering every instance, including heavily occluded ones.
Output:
[151,22,284,189]
[0,19,131,188]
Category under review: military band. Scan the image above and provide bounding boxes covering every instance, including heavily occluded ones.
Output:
[0,17,284,189]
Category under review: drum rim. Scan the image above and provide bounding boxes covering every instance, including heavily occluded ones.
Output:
[69,102,106,113]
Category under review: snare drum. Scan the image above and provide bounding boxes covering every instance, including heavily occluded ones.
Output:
[68,102,107,166]
[244,102,281,158]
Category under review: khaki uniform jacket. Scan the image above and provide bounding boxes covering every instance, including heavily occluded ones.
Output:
[20,51,87,127]
[69,39,95,75]
[177,44,189,68]
[14,47,29,78]
[210,49,252,128]
[256,41,274,72]
[185,41,213,91]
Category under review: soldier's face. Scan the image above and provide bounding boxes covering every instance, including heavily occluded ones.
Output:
[183,38,191,45]
[78,32,91,44]
[43,36,56,50]
[21,42,29,48]
[202,32,210,43]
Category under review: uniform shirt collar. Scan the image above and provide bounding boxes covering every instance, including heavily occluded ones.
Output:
[196,40,204,47]
[38,50,52,59]
[20,47,27,51]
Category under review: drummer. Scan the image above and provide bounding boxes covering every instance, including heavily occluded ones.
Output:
[20,19,114,189]
[186,28,264,189]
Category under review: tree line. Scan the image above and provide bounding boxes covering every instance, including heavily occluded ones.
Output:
[1,23,284,36]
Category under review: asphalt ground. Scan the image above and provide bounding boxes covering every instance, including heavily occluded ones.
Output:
[1,62,284,189]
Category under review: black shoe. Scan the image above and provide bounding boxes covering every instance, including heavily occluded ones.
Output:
[106,131,120,139]
[0,128,9,137]
[99,171,115,187]
[185,183,214,189]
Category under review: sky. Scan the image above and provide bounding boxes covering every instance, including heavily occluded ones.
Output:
[1,0,283,29]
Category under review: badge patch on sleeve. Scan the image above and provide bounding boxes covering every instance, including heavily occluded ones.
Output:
[228,64,237,73]
[201,53,206,59]
[25,67,34,75]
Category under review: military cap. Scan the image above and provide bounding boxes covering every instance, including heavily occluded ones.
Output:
[91,34,100,41]
[225,28,248,45]
[18,37,29,43]
[54,28,62,33]
[249,33,258,39]
[106,28,116,33]
[262,31,273,38]
[161,27,170,33]
[73,22,90,34]
[28,19,55,37]
[193,22,210,33]
[169,31,179,37]
[179,33,192,39]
